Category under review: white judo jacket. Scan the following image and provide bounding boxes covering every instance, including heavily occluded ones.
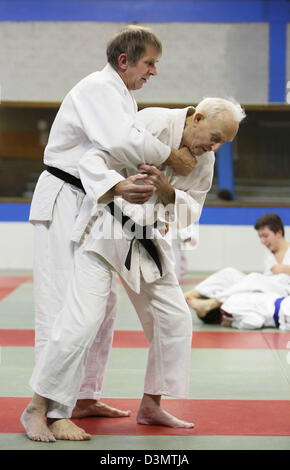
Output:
[221,292,290,330]
[263,246,290,288]
[29,63,171,223]
[72,107,215,293]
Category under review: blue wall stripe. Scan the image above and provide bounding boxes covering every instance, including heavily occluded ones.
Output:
[216,143,235,198]
[199,206,290,226]
[0,204,31,222]
[1,203,289,225]
[269,20,287,102]
[1,1,290,23]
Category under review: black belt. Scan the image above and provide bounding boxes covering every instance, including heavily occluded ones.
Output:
[46,166,85,192]
[46,166,162,276]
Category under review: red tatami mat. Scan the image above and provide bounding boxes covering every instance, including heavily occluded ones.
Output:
[0,330,35,346]
[0,276,33,301]
[1,397,289,436]
[112,330,290,349]
[1,329,290,349]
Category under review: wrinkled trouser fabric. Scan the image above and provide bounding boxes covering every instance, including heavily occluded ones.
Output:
[32,183,117,417]
[30,245,193,414]
[194,267,245,302]
[195,267,290,305]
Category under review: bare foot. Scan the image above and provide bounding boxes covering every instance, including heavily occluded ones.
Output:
[185,296,220,318]
[184,288,201,301]
[72,400,131,419]
[20,405,56,442]
[137,395,194,428]
[185,296,208,316]
[48,419,91,441]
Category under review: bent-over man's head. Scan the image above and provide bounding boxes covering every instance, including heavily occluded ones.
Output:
[181,97,246,157]
[107,25,162,90]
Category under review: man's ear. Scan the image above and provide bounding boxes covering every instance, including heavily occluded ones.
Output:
[193,112,205,123]
[277,229,283,238]
[118,53,129,71]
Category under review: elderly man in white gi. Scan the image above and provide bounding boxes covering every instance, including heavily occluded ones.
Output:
[22,25,199,442]
[24,97,245,441]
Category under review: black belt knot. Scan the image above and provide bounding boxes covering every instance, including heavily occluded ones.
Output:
[107,202,163,277]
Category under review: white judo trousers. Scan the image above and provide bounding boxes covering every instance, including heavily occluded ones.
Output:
[30,244,193,410]
[171,238,188,281]
[194,267,245,302]
[33,183,118,416]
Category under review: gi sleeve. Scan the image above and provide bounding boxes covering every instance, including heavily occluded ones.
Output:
[72,81,171,169]
[79,147,124,203]
[231,314,265,330]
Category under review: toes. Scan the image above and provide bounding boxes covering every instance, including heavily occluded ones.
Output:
[177,421,194,428]
[69,433,91,441]
[51,429,91,441]
[27,432,56,443]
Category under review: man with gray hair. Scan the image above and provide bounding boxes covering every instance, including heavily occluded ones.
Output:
[23,96,245,442]
[21,25,198,442]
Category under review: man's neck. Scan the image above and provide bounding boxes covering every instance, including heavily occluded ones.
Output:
[180,110,195,148]
[272,238,289,255]
[116,69,129,89]
[108,64,130,90]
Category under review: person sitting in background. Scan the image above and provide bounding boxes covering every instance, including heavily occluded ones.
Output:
[185,213,290,329]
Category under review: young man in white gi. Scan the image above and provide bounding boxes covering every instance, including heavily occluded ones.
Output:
[23,98,245,441]
[22,25,198,442]
[185,213,290,329]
